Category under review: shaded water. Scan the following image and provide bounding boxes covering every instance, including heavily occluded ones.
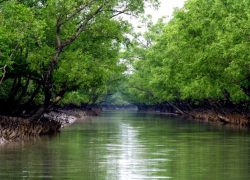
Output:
[1,111,250,179]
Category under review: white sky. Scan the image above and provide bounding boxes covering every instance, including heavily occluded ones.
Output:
[128,0,187,33]
[146,0,187,23]
[121,0,187,74]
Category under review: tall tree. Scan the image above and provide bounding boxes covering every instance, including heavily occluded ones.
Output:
[0,0,159,117]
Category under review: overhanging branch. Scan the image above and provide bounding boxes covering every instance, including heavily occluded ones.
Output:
[61,4,105,49]
[0,65,7,85]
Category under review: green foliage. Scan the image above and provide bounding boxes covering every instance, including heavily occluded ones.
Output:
[0,0,159,115]
[124,0,250,106]
[104,92,130,106]
[0,1,45,67]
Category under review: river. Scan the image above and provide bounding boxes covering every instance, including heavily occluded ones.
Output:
[1,111,250,179]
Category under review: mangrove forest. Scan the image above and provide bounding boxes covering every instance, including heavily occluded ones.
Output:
[1,0,250,179]
[0,0,250,142]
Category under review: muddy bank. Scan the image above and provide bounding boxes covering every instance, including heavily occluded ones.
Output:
[0,116,61,144]
[136,104,250,128]
[188,110,250,127]
[0,107,99,145]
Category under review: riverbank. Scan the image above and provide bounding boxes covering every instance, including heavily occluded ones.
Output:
[188,110,250,127]
[0,107,101,145]
[137,105,250,128]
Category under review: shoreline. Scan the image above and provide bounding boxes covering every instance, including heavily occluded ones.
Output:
[188,110,249,128]
[138,109,250,129]
[1,107,249,145]
[0,107,100,145]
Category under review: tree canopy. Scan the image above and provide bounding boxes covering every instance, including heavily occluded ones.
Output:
[122,0,250,112]
[0,0,158,117]
[0,0,249,117]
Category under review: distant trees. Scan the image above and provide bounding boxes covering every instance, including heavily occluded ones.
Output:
[123,0,250,113]
[0,0,158,117]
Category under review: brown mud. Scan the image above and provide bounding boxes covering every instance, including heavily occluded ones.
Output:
[188,110,250,128]
[0,107,102,145]
[137,104,250,129]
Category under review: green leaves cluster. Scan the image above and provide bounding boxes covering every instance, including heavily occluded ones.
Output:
[124,0,250,106]
[0,0,159,115]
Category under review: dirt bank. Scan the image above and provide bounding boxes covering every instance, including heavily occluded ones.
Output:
[0,116,61,144]
[137,104,250,128]
[188,110,250,127]
[0,108,97,145]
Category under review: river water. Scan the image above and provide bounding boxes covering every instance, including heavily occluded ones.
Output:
[1,111,250,179]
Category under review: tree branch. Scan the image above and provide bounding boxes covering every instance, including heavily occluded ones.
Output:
[57,0,95,27]
[107,8,136,19]
[61,4,105,49]
[130,85,155,97]
[0,65,7,85]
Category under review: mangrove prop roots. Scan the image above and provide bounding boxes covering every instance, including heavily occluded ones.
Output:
[0,108,92,144]
[189,110,250,127]
[0,116,61,143]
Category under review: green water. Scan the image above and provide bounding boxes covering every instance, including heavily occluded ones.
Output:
[1,111,250,179]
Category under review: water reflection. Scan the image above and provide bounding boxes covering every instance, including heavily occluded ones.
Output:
[0,111,250,179]
[105,123,169,179]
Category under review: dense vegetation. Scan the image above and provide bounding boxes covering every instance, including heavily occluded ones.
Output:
[122,0,250,115]
[0,0,158,118]
[0,0,249,120]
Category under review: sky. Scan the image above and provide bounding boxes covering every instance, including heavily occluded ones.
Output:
[129,0,187,32]
[146,0,186,23]
[121,0,187,74]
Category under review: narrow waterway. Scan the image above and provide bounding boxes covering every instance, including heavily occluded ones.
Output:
[1,111,250,179]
